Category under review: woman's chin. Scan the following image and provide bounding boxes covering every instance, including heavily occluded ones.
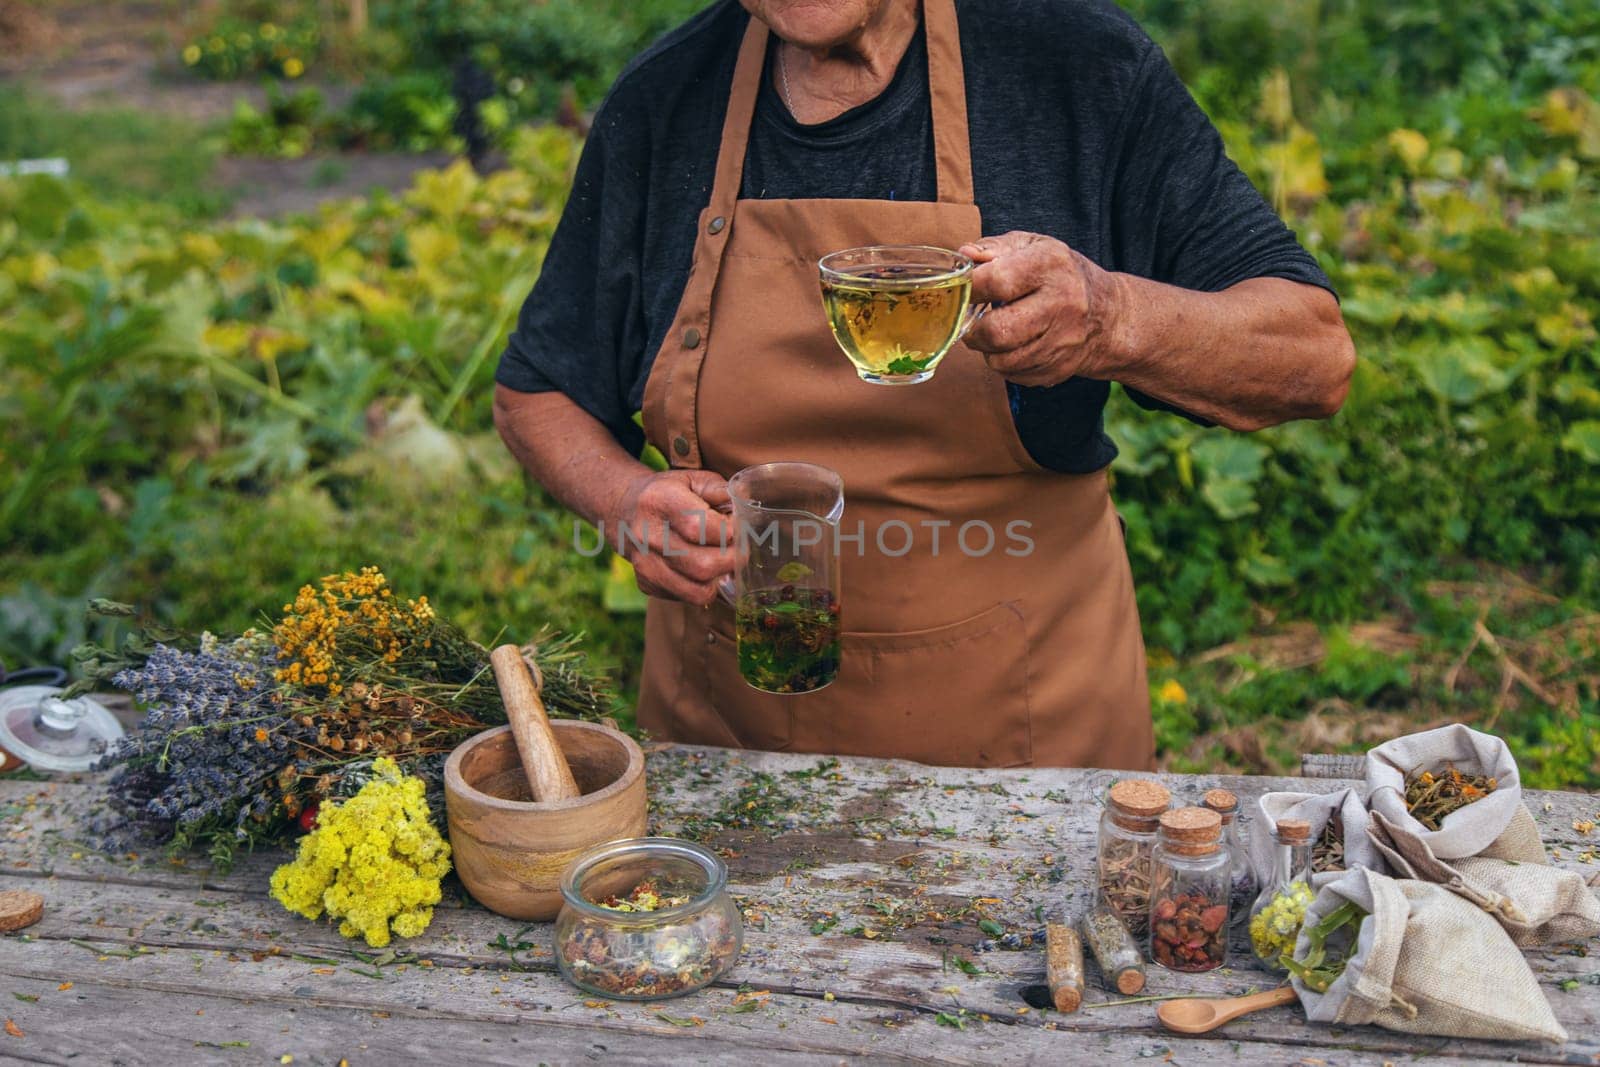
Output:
[740,0,885,51]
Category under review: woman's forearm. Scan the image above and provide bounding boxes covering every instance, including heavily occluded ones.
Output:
[962,233,1355,431]
[491,385,648,529]
[1103,275,1356,432]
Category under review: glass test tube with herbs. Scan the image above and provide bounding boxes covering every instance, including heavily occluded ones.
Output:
[1096,779,1171,941]
[1149,806,1231,973]
[1248,817,1314,972]
[1202,788,1257,930]
[1079,907,1147,995]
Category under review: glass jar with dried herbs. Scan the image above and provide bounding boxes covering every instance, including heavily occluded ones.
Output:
[1248,817,1313,973]
[1202,788,1256,930]
[1096,779,1171,941]
[1149,806,1231,972]
[554,838,743,1001]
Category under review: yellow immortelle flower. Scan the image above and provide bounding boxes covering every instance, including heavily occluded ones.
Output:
[283,57,305,79]
[273,567,436,690]
[1158,679,1188,705]
[182,44,202,65]
[269,758,450,948]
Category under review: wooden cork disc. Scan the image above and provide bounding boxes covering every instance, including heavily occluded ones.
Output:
[1277,817,1313,843]
[0,890,43,932]
[1202,788,1239,814]
[1159,806,1223,855]
[1161,805,1222,838]
[1108,778,1171,819]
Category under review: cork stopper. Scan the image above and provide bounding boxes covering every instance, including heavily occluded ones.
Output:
[1276,817,1313,844]
[0,890,44,933]
[1108,779,1171,820]
[1158,806,1223,856]
[1202,788,1238,816]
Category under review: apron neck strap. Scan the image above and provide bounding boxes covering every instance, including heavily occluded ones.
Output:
[710,0,975,213]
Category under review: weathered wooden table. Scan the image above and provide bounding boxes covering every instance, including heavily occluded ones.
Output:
[2,747,1597,1065]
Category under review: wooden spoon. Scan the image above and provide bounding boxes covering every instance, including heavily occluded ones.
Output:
[489,644,580,803]
[1156,986,1298,1034]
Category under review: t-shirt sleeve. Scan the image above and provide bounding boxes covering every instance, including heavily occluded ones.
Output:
[1106,43,1335,422]
[495,88,652,456]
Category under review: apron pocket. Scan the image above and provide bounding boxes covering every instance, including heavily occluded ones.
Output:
[793,600,1033,768]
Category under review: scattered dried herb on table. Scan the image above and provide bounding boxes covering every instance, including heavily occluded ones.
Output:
[1405,765,1498,831]
[1312,818,1345,875]
[1285,901,1368,993]
[1150,891,1227,972]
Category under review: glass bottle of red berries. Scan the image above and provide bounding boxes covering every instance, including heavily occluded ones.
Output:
[1148,807,1230,973]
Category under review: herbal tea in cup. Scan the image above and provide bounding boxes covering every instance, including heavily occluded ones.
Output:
[819,245,988,385]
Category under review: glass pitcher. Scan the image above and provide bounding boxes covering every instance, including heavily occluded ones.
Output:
[716,462,843,694]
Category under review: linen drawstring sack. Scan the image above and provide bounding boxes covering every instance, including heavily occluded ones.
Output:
[1293,867,1568,1043]
[1367,808,1600,946]
[1365,724,1543,862]
[1250,789,1385,889]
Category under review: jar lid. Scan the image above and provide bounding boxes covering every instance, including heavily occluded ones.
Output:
[1108,779,1171,819]
[1201,788,1238,815]
[0,686,124,774]
[1159,806,1222,842]
[1276,817,1313,843]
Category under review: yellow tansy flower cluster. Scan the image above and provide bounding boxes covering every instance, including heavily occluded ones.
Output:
[269,757,450,948]
[272,566,436,694]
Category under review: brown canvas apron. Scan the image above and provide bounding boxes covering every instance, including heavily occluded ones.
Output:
[636,0,1153,770]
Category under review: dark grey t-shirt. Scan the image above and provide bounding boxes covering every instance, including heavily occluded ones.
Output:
[496,0,1333,473]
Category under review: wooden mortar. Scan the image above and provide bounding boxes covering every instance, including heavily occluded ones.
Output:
[444,720,647,920]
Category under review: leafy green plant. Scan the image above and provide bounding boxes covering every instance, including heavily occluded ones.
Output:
[181,16,321,81]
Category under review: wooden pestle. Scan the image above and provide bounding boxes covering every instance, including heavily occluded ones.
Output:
[489,644,581,803]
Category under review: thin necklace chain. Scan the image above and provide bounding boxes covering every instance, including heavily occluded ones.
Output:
[778,43,795,114]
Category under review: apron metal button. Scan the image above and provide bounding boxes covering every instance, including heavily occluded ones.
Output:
[705,631,716,644]
[683,327,701,348]
[672,435,690,457]
[708,216,726,234]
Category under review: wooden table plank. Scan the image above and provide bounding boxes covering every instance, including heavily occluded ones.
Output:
[2,746,1597,1065]
[1300,754,1367,780]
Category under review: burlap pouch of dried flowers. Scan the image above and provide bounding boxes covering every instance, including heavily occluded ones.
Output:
[1294,867,1567,1043]
[1365,724,1542,861]
[1367,809,1600,946]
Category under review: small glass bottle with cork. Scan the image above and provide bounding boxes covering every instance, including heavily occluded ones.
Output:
[1148,806,1231,972]
[1248,816,1314,972]
[1096,778,1171,942]
[1201,787,1257,930]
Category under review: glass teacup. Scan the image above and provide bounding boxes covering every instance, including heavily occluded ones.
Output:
[818,244,989,385]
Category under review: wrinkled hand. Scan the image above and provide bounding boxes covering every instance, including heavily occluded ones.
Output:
[958,231,1125,388]
[610,469,735,606]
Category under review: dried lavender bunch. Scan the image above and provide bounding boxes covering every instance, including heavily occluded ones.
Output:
[100,636,313,863]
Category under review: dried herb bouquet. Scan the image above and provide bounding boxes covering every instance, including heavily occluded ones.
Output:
[71,567,614,868]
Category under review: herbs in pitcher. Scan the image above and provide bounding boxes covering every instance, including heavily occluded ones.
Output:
[734,586,841,694]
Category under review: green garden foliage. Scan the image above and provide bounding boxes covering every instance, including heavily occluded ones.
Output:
[3,0,1596,783]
